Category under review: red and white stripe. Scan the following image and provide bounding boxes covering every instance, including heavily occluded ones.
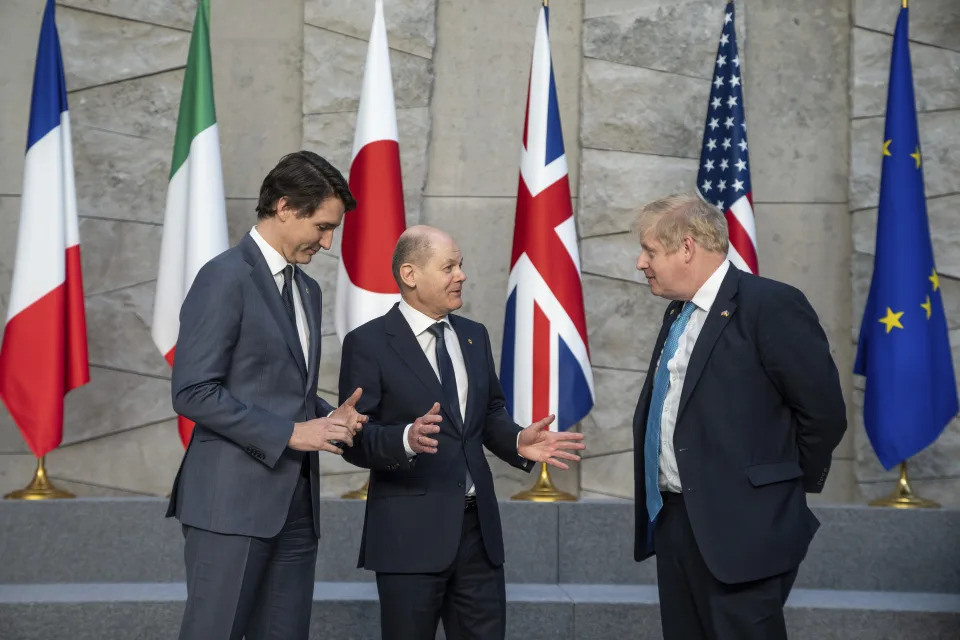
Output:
[335,0,407,341]
[726,194,757,274]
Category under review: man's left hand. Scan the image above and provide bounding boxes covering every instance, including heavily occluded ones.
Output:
[329,387,368,439]
[517,415,586,470]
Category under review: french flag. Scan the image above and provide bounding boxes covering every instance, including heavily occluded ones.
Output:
[335,0,407,342]
[501,4,594,432]
[0,0,90,458]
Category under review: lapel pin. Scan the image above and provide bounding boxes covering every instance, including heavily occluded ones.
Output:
[670,308,676,315]
[720,309,730,317]
[467,338,473,344]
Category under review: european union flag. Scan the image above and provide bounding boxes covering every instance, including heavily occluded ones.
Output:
[854,5,958,470]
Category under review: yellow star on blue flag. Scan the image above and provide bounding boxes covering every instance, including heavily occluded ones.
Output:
[853,4,958,470]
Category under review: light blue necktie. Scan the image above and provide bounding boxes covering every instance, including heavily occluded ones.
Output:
[644,302,696,521]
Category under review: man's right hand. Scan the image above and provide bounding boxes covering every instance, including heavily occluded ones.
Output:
[408,402,442,455]
[289,416,358,454]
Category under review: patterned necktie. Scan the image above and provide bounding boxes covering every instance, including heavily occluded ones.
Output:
[427,322,463,428]
[644,301,696,521]
[281,265,297,328]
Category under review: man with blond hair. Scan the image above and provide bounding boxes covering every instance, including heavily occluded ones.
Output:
[631,194,846,639]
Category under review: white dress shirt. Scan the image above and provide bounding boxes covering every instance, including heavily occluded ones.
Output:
[249,226,310,364]
[658,260,731,493]
[397,299,475,495]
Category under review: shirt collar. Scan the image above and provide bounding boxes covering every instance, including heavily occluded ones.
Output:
[249,225,291,278]
[690,260,730,313]
[398,298,449,337]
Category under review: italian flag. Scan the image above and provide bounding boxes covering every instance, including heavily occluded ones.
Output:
[151,0,228,447]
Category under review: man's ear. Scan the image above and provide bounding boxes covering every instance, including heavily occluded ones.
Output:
[275,196,290,221]
[399,263,416,289]
[682,236,696,262]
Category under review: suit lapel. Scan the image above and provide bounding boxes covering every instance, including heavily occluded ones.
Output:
[676,266,740,421]
[296,268,321,393]
[385,305,446,406]
[450,315,476,433]
[633,300,684,436]
[241,234,308,384]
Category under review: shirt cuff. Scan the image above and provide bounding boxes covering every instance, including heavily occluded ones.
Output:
[516,431,527,460]
[402,423,416,458]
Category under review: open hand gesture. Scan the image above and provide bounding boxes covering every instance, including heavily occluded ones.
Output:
[517,415,586,470]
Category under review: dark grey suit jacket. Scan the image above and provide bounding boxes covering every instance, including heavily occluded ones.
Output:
[166,232,335,538]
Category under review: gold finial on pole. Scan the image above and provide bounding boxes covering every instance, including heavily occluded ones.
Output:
[4,456,75,500]
[341,478,369,500]
[902,0,908,8]
[869,460,938,509]
[543,0,548,7]
[511,462,576,502]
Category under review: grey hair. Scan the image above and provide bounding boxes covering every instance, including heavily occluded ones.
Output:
[392,231,433,289]
[635,193,729,254]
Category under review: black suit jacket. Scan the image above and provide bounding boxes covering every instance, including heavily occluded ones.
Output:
[340,304,534,573]
[166,233,335,538]
[633,265,846,584]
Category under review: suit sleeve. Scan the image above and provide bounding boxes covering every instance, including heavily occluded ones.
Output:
[338,330,414,471]
[315,394,335,417]
[480,326,534,473]
[758,286,847,492]
[171,260,294,468]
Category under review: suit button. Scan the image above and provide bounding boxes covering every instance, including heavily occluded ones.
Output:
[457,481,465,488]
[685,487,694,493]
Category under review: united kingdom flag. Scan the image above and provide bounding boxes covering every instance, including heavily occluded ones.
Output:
[697,0,758,273]
[500,3,594,432]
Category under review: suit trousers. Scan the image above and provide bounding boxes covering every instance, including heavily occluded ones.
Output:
[375,505,506,640]
[654,491,797,640]
[177,473,317,640]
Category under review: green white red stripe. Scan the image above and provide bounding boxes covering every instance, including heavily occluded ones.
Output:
[151,0,228,446]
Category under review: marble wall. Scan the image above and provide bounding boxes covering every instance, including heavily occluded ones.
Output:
[0,0,957,506]
[0,0,306,496]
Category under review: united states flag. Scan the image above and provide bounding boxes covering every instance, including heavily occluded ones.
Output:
[501,4,594,432]
[696,1,757,274]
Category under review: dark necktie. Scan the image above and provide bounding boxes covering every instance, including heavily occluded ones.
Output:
[281,265,297,328]
[427,322,462,427]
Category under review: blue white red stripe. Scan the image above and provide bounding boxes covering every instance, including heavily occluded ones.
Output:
[501,5,594,431]
[0,0,89,457]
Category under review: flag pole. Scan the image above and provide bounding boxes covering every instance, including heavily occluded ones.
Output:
[512,462,576,502]
[4,456,74,500]
[869,460,939,509]
[341,478,369,500]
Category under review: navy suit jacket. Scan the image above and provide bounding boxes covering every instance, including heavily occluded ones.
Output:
[340,304,534,573]
[633,266,847,584]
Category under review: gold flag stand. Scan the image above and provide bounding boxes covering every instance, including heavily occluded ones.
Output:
[341,478,369,500]
[512,463,576,502]
[4,456,74,500]
[869,461,939,509]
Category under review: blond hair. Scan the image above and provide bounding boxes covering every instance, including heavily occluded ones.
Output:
[636,193,729,254]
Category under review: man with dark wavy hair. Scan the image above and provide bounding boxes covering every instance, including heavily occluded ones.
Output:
[167,151,368,640]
